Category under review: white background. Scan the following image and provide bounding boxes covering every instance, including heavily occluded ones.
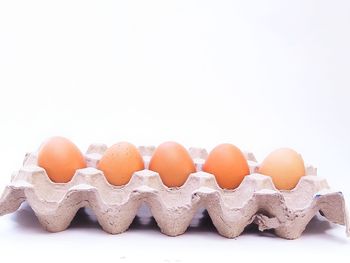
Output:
[0,0,349,262]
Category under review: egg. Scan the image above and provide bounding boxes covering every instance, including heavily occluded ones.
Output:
[97,142,145,186]
[37,136,86,183]
[202,143,250,189]
[149,141,196,187]
[258,148,306,190]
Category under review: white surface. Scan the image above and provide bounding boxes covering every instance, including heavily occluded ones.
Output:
[0,0,349,262]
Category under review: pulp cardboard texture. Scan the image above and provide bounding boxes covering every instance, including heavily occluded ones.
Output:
[0,143,349,239]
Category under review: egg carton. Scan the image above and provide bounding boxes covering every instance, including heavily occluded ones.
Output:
[0,143,349,239]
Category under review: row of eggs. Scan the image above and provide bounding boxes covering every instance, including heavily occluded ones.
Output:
[37,137,306,190]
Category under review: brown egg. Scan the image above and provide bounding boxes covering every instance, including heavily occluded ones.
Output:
[202,143,250,189]
[37,136,86,183]
[97,142,145,186]
[149,141,196,187]
[259,148,306,190]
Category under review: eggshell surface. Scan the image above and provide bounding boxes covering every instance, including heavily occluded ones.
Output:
[37,136,86,183]
[149,141,196,187]
[98,142,145,186]
[202,143,250,189]
[259,148,306,190]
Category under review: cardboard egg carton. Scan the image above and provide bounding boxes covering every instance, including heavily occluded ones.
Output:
[0,143,349,239]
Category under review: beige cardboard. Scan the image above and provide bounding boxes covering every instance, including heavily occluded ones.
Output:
[0,144,349,239]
